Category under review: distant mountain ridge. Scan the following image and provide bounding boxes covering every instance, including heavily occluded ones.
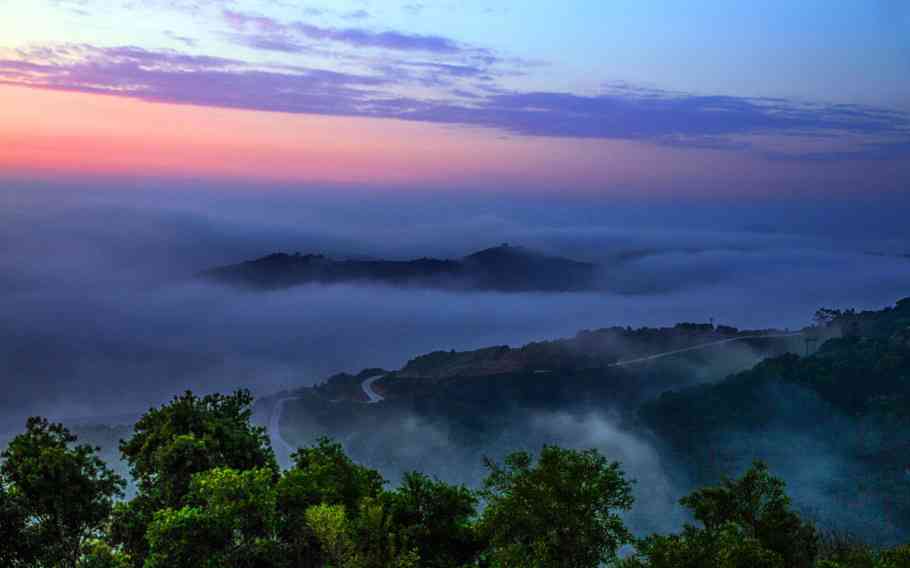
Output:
[201,244,599,292]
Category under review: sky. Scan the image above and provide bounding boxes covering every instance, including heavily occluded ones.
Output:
[3,4,910,540]
[2,0,910,417]
[1,0,909,195]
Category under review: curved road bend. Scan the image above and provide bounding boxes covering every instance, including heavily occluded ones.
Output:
[269,375,386,460]
[361,374,386,403]
[270,335,800,455]
[269,396,301,460]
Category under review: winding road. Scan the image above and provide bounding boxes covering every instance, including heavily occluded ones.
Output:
[267,333,801,458]
[360,374,386,403]
[268,374,386,461]
[268,395,301,461]
[608,333,802,367]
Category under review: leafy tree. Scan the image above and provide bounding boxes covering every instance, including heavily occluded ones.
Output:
[679,460,817,567]
[120,390,277,502]
[112,390,276,564]
[878,543,910,567]
[6,385,908,568]
[350,496,421,568]
[284,437,384,512]
[623,461,816,568]
[621,522,785,568]
[305,503,358,567]
[641,298,910,535]
[479,445,634,567]
[304,501,423,568]
[383,471,482,567]
[277,437,385,566]
[108,495,158,568]
[0,482,34,567]
[815,541,910,568]
[78,540,132,568]
[144,467,282,568]
[814,530,878,568]
[0,417,124,568]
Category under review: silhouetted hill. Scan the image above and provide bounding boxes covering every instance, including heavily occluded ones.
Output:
[201,244,598,292]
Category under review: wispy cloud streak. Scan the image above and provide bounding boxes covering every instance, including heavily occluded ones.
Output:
[223,9,461,54]
[2,43,908,159]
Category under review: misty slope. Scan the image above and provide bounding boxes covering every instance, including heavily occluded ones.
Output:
[640,298,910,545]
[201,243,598,292]
[260,300,910,543]
[20,300,908,543]
[263,321,803,536]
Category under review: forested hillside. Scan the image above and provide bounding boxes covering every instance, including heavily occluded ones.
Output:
[4,300,909,565]
[641,298,910,545]
[2,389,908,567]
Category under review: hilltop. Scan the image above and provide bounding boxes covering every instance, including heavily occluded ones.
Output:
[200,243,599,292]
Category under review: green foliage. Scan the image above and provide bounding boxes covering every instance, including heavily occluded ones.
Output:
[349,496,420,568]
[276,437,386,565]
[623,461,816,568]
[77,540,132,568]
[305,503,358,567]
[4,377,907,568]
[301,501,425,568]
[0,417,124,568]
[120,390,277,503]
[814,536,910,568]
[680,460,817,567]
[640,298,910,537]
[621,522,785,568]
[879,543,910,567]
[384,471,481,567]
[112,390,276,565]
[480,445,634,568]
[108,495,157,568]
[0,482,34,567]
[145,467,281,568]
[285,436,385,512]
[815,530,880,568]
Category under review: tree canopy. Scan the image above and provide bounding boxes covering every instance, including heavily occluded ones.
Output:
[0,417,124,568]
[479,445,634,567]
[1,385,907,567]
[621,461,817,568]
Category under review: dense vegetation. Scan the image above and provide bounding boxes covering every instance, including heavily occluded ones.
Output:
[2,388,908,567]
[3,299,908,566]
[641,299,910,543]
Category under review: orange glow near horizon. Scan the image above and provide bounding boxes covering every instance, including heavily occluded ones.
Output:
[2,85,605,187]
[2,84,888,197]
[2,84,717,192]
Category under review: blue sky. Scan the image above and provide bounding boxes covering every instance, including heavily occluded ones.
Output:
[4,0,910,433]
[12,0,906,106]
[1,0,908,193]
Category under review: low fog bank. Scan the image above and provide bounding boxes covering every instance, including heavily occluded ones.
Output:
[2,185,910,431]
[282,405,686,537]
[704,381,904,544]
[295,387,904,542]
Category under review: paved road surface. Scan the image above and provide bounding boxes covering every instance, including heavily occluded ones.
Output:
[268,396,300,460]
[609,333,802,367]
[269,375,386,460]
[361,374,386,403]
[267,334,800,458]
